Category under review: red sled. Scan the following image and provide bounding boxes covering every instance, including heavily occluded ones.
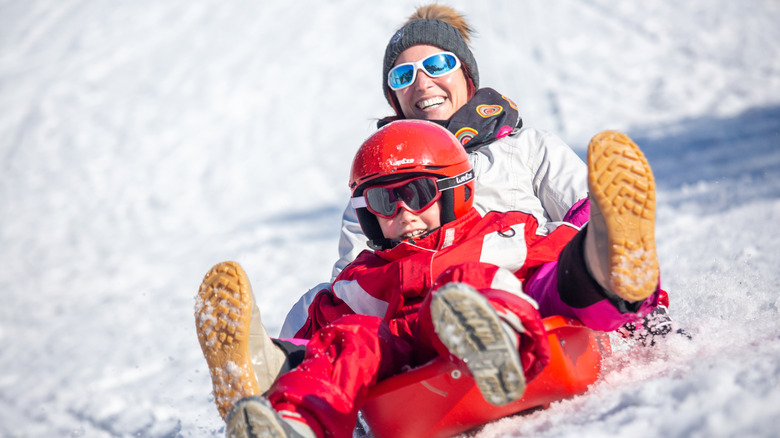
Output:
[361,316,611,438]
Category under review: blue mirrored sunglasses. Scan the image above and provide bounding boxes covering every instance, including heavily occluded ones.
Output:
[387,52,462,91]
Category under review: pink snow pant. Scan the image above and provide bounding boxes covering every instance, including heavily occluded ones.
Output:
[526,223,660,331]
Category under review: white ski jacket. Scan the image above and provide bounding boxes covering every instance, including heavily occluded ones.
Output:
[279,127,588,338]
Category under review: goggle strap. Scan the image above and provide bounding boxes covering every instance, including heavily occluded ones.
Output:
[351,196,368,209]
[436,169,475,191]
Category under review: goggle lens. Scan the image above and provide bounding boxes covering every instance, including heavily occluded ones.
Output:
[387,52,461,91]
[363,177,440,218]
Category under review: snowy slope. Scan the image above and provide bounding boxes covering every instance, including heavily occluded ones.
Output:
[1,1,779,437]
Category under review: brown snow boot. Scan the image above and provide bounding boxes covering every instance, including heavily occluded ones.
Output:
[195,261,286,421]
[584,131,659,302]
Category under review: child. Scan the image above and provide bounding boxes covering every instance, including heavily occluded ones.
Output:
[203,120,661,438]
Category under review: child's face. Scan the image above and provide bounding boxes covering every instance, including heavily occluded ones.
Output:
[377,200,442,241]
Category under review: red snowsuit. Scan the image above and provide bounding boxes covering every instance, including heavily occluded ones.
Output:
[267,207,659,437]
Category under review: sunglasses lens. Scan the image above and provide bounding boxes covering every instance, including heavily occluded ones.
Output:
[422,53,458,77]
[365,178,439,218]
[388,64,415,90]
[387,52,460,90]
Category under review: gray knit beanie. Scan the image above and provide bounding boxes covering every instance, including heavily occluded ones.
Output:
[382,18,480,115]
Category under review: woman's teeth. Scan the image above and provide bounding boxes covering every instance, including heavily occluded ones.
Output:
[417,97,444,110]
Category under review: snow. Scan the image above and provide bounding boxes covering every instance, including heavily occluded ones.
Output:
[1,0,779,436]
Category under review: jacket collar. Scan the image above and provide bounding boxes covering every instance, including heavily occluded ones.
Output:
[376,208,483,261]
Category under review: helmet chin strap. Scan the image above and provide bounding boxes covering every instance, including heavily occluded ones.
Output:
[367,237,394,251]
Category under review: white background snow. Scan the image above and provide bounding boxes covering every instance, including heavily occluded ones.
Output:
[2,0,779,437]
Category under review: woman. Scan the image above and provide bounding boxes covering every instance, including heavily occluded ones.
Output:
[280,4,591,336]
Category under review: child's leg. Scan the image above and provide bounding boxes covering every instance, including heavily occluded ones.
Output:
[429,282,527,406]
[263,314,411,438]
[417,262,550,405]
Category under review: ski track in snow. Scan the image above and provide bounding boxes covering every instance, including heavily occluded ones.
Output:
[1,1,779,437]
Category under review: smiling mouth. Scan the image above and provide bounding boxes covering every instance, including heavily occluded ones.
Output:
[401,229,427,240]
[417,96,445,110]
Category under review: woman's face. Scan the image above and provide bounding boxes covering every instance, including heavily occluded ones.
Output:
[393,44,470,121]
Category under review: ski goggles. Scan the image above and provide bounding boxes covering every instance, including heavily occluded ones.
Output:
[387,51,462,91]
[351,171,474,219]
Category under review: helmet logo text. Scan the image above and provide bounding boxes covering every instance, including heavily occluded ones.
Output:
[392,158,415,166]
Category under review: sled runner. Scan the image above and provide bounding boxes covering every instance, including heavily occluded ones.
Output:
[360,316,610,438]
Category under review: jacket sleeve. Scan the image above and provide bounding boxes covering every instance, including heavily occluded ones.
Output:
[469,128,588,224]
[528,129,589,222]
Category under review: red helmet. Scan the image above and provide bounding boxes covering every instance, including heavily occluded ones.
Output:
[350,120,475,248]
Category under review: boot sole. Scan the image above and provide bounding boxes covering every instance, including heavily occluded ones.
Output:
[226,396,288,438]
[195,261,261,420]
[430,283,526,406]
[588,131,659,302]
